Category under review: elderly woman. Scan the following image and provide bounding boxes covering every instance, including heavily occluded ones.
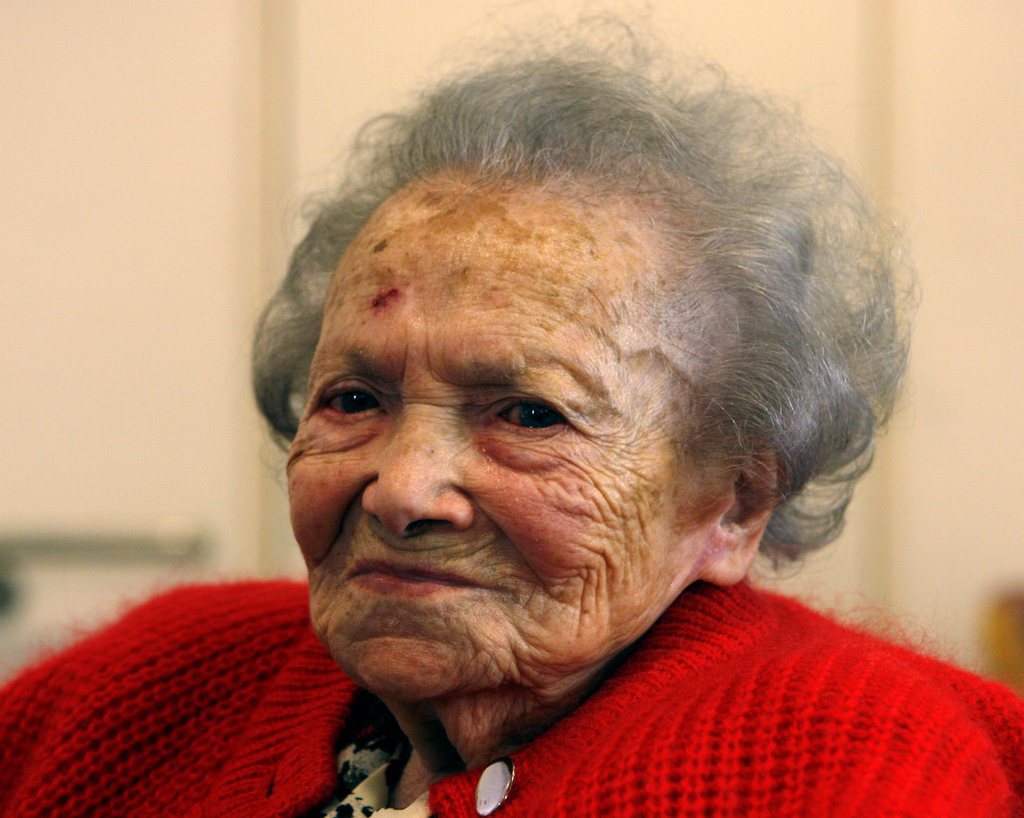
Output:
[2,45,1022,818]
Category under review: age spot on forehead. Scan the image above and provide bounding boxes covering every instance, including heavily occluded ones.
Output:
[371,238,389,253]
[419,190,444,207]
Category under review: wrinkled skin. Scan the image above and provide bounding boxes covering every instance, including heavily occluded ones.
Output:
[287,176,769,803]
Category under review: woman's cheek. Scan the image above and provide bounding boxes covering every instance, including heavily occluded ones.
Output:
[474,454,625,579]
[288,450,374,565]
[287,413,385,563]
[476,430,586,476]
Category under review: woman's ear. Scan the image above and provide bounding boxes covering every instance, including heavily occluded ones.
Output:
[697,452,780,587]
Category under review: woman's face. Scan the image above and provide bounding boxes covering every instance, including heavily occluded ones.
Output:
[288,178,747,707]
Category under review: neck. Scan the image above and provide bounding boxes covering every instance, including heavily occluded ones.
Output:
[381,669,599,777]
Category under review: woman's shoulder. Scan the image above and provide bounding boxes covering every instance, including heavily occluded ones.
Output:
[514,583,1022,816]
[33,578,311,671]
[0,578,315,709]
[750,586,1023,724]
[109,577,311,638]
[621,584,1024,815]
[664,584,1023,754]
[0,579,330,815]
[512,582,1024,816]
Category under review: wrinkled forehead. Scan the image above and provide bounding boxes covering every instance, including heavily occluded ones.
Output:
[323,177,666,321]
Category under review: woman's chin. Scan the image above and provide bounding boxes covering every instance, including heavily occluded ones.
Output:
[338,635,477,702]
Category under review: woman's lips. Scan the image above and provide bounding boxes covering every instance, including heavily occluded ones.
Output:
[349,560,485,596]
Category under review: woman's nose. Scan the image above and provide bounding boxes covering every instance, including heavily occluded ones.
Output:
[361,414,475,537]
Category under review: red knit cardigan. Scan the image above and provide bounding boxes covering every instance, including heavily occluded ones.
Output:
[0,580,1021,817]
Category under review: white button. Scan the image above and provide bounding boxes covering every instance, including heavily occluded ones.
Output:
[475,758,514,815]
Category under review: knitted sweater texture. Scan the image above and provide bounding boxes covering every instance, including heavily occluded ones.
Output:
[0,580,1021,817]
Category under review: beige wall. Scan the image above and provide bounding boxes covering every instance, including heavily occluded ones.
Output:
[2,0,264,562]
[3,0,1021,674]
[1,1,267,670]
[886,1,1024,668]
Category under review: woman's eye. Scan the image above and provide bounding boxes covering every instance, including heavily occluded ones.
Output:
[501,402,566,429]
[326,390,380,414]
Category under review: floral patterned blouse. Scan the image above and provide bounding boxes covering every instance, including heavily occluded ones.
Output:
[305,697,431,818]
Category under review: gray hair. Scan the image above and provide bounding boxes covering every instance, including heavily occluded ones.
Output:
[252,42,913,562]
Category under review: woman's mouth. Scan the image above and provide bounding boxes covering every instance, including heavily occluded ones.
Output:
[349,560,485,597]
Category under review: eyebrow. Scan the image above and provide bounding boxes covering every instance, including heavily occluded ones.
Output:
[438,342,615,400]
[308,348,391,384]
[533,356,616,410]
[442,356,528,387]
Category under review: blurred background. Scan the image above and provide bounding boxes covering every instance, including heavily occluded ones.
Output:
[2,0,1022,686]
